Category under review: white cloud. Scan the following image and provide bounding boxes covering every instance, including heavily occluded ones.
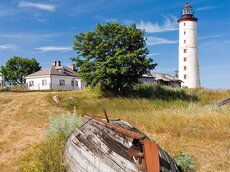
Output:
[201,65,230,69]
[35,46,72,52]
[72,0,106,16]
[0,33,61,42]
[0,44,16,50]
[147,37,178,46]
[95,15,117,23]
[19,1,56,12]
[137,16,178,33]
[147,53,159,57]
[196,6,216,11]
[206,75,230,79]
[198,34,227,40]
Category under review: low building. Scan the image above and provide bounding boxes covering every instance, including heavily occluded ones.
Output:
[140,72,182,88]
[0,73,5,89]
[25,61,84,90]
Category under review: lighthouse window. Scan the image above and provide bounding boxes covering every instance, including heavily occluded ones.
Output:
[184,66,187,70]
[184,40,186,44]
[184,75,187,80]
[184,49,187,53]
[184,23,186,26]
[184,57,187,62]
[184,31,186,35]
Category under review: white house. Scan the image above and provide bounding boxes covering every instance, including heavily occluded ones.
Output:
[0,73,5,89]
[140,72,182,88]
[25,61,84,90]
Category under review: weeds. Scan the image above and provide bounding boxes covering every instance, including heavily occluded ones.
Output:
[0,85,28,92]
[46,113,83,139]
[16,88,230,172]
[53,88,230,171]
[20,113,83,172]
[129,84,199,101]
[175,152,195,172]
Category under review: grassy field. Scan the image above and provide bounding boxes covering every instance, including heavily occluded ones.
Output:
[57,88,230,171]
[0,92,65,171]
[0,88,230,171]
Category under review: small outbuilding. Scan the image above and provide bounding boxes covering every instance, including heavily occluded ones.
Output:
[25,61,84,91]
[140,72,182,88]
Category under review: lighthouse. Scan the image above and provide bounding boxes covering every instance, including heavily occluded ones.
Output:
[178,3,200,88]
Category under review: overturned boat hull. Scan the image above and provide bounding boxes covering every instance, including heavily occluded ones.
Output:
[64,117,180,172]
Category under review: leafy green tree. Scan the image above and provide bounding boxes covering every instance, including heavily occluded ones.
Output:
[72,22,157,95]
[0,56,41,84]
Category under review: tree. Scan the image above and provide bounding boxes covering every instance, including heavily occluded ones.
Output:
[0,56,41,84]
[72,22,157,95]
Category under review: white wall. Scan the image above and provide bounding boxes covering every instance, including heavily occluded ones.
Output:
[0,75,4,88]
[26,75,84,91]
[51,75,82,90]
[178,20,200,88]
[26,76,51,90]
[0,75,3,81]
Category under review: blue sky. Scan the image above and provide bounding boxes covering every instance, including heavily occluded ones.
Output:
[0,0,229,89]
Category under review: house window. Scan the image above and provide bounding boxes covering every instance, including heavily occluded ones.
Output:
[184,31,186,35]
[184,57,187,62]
[29,81,34,87]
[184,49,187,53]
[184,40,186,44]
[42,79,47,86]
[60,80,65,86]
[184,66,187,70]
[75,81,78,87]
[71,80,74,87]
[184,75,187,80]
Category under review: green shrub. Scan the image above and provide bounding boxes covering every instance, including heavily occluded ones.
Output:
[129,84,199,101]
[175,152,196,172]
[46,113,83,139]
[21,113,83,172]
[0,85,28,92]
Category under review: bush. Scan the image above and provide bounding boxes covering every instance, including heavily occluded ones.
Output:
[21,113,83,172]
[0,85,28,92]
[175,152,196,172]
[129,84,199,101]
[46,113,83,139]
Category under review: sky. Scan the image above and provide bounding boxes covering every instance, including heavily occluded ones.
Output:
[0,0,229,89]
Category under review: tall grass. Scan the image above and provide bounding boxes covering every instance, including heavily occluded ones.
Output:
[19,86,230,172]
[129,84,199,101]
[0,85,28,92]
[52,87,230,171]
[20,113,83,172]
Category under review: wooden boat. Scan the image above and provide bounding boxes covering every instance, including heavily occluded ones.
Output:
[64,115,180,172]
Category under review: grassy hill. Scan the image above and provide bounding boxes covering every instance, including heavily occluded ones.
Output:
[56,88,230,171]
[0,92,65,171]
[0,87,230,171]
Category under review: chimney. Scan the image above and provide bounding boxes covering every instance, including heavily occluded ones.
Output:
[53,61,57,67]
[69,64,76,71]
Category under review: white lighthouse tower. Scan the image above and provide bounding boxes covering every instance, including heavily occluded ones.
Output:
[178,3,200,88]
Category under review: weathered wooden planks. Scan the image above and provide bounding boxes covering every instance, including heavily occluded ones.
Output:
[64,117,181,172]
